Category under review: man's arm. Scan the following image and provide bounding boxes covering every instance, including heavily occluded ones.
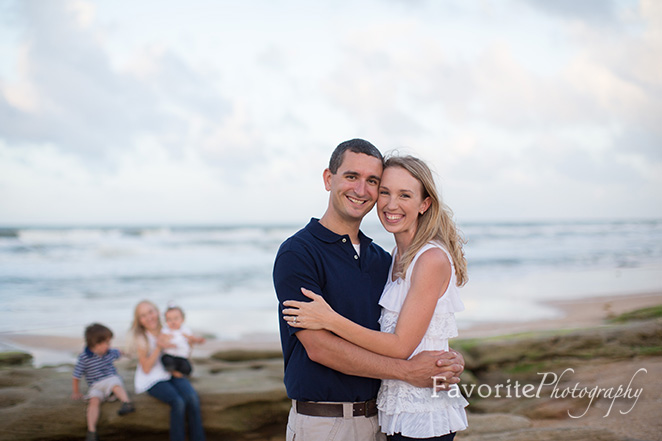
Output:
[297,328,463,388]
[274,247,464,387]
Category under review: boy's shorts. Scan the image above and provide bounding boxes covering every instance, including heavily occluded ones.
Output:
[87,375,124,401]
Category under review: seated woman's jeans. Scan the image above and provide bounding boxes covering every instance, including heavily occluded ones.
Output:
[148,377,205,441]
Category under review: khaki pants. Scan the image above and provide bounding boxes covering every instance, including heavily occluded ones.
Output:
[286,403,386,441]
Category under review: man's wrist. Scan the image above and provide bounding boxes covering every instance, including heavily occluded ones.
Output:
[391,358,409,382]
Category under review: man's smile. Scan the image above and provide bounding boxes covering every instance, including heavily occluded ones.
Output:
[347,196,367,205]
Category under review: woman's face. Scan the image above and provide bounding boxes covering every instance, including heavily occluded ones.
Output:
[377,166,430,238]
[136,302,160,332]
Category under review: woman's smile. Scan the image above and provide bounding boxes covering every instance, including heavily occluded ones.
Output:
[383,212,405,223]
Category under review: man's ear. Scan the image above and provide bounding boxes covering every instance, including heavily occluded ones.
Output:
[323,168,333,191]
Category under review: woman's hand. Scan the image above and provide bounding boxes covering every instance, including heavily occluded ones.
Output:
[157,333,175,350]
[282,288,337,331]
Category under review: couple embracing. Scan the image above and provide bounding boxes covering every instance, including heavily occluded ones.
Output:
[274,139,469,441]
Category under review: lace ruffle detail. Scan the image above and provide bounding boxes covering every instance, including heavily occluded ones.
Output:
[378,382,468,414]
[378,382,468,436]
[379,309,458,341]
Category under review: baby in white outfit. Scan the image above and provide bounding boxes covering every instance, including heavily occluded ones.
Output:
[161,305,205,376]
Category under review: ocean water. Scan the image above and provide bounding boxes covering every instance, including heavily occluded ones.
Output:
[1,219,661,345]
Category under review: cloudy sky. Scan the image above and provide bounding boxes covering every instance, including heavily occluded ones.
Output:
[0,0,660,226]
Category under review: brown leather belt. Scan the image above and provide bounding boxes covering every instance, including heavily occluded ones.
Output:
[295,399,378,418]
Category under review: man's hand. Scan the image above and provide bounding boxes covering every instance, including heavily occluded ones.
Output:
[404,349,465,389]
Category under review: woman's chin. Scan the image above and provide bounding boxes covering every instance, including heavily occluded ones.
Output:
[379,222,400,234]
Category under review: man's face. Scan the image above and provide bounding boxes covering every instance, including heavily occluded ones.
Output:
[324,151,383,224]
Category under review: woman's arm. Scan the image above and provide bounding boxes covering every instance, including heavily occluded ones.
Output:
[136,334,172,373]
[136,343,160,373]
[283,248,452,359]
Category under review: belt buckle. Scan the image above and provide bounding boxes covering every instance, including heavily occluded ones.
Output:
[353,400,367,417]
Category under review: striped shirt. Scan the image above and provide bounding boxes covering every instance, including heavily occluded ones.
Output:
[73,347,121,387]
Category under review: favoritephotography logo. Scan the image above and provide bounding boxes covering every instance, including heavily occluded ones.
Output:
[435,367,648,419]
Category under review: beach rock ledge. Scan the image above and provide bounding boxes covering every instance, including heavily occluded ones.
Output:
[1,316,660,440]
[0,351,289,441]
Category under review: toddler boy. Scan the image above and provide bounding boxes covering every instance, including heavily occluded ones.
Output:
[71,323,135,441]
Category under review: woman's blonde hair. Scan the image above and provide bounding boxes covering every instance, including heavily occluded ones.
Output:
[127,300,162,355]
[386,155,468,286]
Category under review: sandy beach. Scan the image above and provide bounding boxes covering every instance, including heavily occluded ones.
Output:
[3,291,660,363]
[461,291,662,337]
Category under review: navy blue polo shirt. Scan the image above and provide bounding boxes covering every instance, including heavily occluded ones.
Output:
[273,218,391,402]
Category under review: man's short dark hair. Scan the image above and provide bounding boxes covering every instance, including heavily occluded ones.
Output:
[328,139,383,174]
[85,323,113,348]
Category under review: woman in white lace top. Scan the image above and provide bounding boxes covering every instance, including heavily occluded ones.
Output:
[283,155,469,440]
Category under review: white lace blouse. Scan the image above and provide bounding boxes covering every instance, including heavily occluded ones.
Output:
[377,241,469,437]
[134,332,171,394]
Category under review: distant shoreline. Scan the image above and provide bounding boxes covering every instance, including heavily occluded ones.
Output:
[3,290,660,368]
[460,290,662,338]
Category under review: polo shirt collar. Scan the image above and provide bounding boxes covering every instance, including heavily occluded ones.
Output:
[84,346,94,357]
[306,218,374,246]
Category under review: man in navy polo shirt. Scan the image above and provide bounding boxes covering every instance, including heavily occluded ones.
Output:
[273,139,465,441]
